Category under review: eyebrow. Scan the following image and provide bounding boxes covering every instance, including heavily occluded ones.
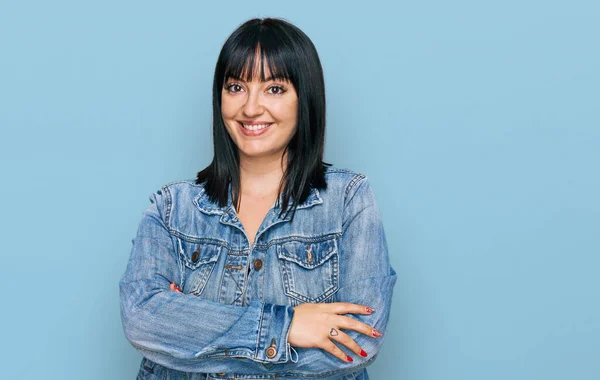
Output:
[226,74,286,83]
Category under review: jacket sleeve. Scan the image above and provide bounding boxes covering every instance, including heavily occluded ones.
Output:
[119,188,298,375]
[271,175,398,377]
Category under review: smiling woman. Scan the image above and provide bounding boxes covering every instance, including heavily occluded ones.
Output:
[201,18,328,223]
[221,60,299,159]
[119,17,397,380]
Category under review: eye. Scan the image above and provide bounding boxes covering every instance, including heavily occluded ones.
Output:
[224,83,243,93]
[267,85,286,95]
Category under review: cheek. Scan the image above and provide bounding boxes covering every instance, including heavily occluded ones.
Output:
[220,96,238,120]
[272,100,298,123]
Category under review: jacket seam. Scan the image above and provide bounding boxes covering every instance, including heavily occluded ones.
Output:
[163,179,199,187]
[344,174,367,206]
[162,185,173,230]
[324,168,361,175]
[255,303,266,361]
[169,231,229,247]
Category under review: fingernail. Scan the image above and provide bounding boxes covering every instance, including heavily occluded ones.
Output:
[359,349,368,357]
[346,355,353,362]
[365,306,375,314]
[170,282,182,293]
[372,328,382,337]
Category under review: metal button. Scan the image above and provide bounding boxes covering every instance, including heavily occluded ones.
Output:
[266,346,277,358]
[217,373,226,377]
[265,338,277,358]
[191,250,200,262]
[253,259,263,270]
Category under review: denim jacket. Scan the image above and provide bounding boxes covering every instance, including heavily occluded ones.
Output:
[119,167,397,380]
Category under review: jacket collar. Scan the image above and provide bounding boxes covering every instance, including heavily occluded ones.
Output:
[193,181,323,217]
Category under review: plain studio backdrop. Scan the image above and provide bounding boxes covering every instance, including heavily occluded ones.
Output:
[0,1,598,379]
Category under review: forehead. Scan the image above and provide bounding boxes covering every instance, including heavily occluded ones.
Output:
[224,47,290,82]
[239,59,272,80]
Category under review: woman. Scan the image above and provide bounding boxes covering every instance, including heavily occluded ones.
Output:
[119,17,397,380]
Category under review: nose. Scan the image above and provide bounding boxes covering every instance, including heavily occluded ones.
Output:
[242,90,264,117]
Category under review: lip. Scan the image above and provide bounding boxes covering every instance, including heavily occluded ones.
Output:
[238,120,274,125]
[237,121,273,137]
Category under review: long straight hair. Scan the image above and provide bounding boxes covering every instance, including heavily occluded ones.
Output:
[196,17,331,221]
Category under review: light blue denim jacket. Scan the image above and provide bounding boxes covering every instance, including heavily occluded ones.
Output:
[119,167,397,380]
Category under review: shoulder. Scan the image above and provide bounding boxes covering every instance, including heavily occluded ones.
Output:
[323,165,371,202]
[146,179,205,217]
[160,178,203,190]
[153,178,205,199]
[324,165,365,180]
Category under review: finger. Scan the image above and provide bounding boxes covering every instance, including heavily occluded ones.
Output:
[326,302,375,315]
[169,282,183,293]
[337,315,383,338]
[328,327,368,358]
[320,338,353,363]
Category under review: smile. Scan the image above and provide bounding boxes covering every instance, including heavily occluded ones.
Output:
[237,121,273,136]
[240,122,272,131]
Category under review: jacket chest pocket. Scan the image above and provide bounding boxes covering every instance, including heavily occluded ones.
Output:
[276,238,339,305]
[177,238,222,297]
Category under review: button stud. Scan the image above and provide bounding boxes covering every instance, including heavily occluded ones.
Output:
[265,338,277,358]
[253,259,263,270]
[192,250,200,263]
[266,346,277,358]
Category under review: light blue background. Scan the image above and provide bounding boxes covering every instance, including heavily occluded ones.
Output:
[1,1,598,379]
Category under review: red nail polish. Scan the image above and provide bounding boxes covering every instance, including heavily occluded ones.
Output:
[359,349,368,357]
[365,306,375,314]
[170,281,182,293]
[346,355,353,362]
[372,329,382,337]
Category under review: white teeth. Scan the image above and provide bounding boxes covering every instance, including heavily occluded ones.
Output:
[242,123,271,131]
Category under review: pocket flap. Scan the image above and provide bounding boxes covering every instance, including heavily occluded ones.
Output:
[177,239,222,270]
[277,238,338,269]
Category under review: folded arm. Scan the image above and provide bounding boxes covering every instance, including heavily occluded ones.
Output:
[274,176,398,377]
[119,189,296,374]
[119,176,396,377]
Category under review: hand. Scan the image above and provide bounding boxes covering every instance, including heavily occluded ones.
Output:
[288,302,382,362]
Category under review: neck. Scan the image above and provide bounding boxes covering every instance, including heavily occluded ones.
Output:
[238,152,287,198]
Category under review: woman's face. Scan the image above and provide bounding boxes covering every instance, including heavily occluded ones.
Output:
[221,62,298,162]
